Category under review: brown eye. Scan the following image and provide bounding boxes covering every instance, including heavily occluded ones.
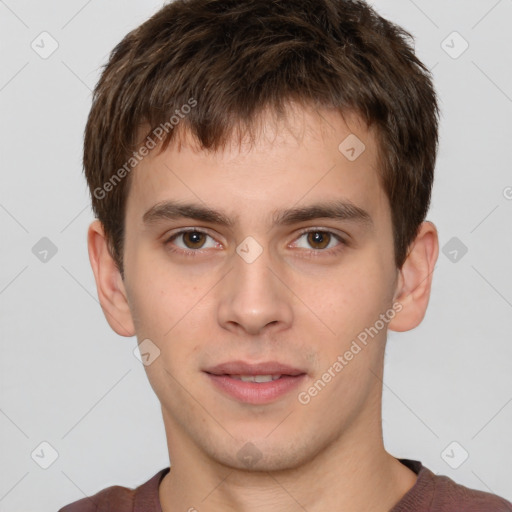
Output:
[306,231,331,250]
[181,231,207,249]
[292,229,346,256]
[165,229,218,254]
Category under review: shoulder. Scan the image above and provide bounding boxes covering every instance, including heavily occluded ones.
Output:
[57,468,169,512]
[57,484,135,512]
[431,472,512,511]
[393,459,512,512]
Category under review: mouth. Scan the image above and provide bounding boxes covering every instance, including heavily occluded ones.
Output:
[203,361,307,404]
[225,374,284,382]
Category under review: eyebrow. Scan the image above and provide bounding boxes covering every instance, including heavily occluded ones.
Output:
[142,199,373,230]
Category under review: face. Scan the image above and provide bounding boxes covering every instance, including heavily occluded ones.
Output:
[120,104,401,471]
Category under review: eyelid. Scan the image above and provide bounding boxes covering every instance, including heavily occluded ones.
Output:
[294,226,348,242]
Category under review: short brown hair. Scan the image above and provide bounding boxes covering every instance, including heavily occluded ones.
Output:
[84,0,439,276]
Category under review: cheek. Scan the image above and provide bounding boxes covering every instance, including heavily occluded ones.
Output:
[129,267,213,363]
[301,260,389,331]
[127,246,199,322]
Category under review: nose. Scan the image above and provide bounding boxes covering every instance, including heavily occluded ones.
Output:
[217,241,293,336]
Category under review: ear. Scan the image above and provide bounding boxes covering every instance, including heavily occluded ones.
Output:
[87,220,136,337]
[388,221,439,332]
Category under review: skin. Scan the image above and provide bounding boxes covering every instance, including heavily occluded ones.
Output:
[88,103,439,511]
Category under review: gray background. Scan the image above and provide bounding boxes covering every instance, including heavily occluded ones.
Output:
[1,0,511,510]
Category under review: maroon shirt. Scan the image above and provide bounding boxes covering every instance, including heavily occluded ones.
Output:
[58,458,512,511]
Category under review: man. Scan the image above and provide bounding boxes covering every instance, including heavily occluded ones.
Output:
[59,0,512,510]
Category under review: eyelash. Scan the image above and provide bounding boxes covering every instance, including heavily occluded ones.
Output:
[164,228,347,258]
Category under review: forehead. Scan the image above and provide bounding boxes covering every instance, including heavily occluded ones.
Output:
[125,105,387,229]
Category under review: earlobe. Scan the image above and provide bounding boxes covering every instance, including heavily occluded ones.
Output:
[87,220,136,337]
[388,221,439,333]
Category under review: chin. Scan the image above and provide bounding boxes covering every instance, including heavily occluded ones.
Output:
[205,435,314,473]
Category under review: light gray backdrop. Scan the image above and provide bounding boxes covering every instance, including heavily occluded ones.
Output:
[1,0,511,510]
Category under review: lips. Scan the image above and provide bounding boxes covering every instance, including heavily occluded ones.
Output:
[203,360,307,404]
[204,360,306,377]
